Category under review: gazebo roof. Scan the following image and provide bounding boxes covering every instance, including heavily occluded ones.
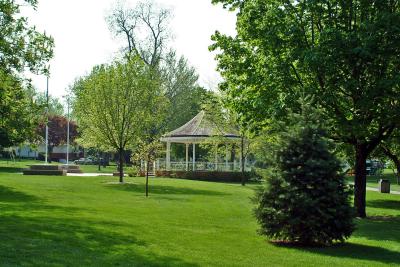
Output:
[160,111,240,143]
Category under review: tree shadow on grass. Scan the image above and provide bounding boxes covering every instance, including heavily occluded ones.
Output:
[352,215,400,243]
[0,185,198,267]
[0,215,198,267]
[367,199,400,211]
[0,166,24,173]
[275,242,400,266]
[105,183,229,196]
[0,185,39,203]
[273,208,400,266]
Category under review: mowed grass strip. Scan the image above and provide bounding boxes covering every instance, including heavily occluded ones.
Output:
[0,159,117,174]
[0,170,399,266]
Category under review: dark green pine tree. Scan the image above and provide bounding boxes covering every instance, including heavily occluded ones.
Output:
[254,110,354,245]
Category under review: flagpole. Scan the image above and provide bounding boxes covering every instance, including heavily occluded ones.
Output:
[66,96,70,165]
[45,75,49,164]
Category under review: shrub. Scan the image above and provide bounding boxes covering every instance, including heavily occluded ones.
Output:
[245,168,263,182]
[254,125,354,245]
[155,170,249,183]
[127,166,139,177]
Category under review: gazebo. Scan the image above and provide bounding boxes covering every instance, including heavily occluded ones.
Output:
[159,111,247,172]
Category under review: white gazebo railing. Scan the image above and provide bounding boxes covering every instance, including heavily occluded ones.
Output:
[155,159,251,172]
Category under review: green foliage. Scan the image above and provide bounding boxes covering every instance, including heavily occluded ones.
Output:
[0,0,53,148]
[0,70,40,148]
[107,3,206,132]
[211,0,400,217]
[72,57,165,181]
[73,57,162,151]
[35,94,64,116]
[254,120,354,245]
[162,51,208,131]
[211,1,400,136]
[127,165,139,177]
[0,0,53,75]
[132,141,163,163]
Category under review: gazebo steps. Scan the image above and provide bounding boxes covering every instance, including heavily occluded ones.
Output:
[23,164,81,175]
[60,165,83,173]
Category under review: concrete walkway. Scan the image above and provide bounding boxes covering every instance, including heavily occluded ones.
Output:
[365,186,400,195]
[67,173,113,177]
[349,182,400,195]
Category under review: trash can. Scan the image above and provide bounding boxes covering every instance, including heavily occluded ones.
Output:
[379,179,390,193]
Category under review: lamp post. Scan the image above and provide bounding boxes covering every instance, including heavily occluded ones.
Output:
[45,75,49,164]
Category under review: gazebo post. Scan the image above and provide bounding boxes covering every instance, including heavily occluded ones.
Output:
[192,143,196,171]
[233,144,237,171]
[214,143,218,171]
[239,153,242,172]
[166,142,171,171]
[225,144,229,171]
[185,143,189,171]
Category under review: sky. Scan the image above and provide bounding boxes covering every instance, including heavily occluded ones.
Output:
[23,0,237,101]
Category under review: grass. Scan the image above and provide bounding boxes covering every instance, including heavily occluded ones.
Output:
[0,159,117,174]
[0,166,399,266]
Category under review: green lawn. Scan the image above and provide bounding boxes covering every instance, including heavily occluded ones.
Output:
[0,159,117,174]
[0,166,399,266]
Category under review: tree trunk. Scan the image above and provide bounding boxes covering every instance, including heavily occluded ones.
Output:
[98,150,101,171]
[241,137,246,186]
[354,144,368,218]
[48,146,53,163]
[119,148,124,183]
[145,160,149,197]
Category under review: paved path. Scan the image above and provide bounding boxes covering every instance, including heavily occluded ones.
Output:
[67,173,113,177]
[365,186,400,195]
[349,182,400,195]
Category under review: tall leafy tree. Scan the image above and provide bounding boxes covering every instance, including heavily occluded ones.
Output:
[35,94,64,116]
[0,0,53,75]
[0,0,54,148]
[72,57,164,183]
[211,0,400,217]
[107,1,207,131]
[162,51,207,131]
[0,70,39,148]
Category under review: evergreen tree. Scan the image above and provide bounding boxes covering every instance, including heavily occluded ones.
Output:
[254,112,354,245]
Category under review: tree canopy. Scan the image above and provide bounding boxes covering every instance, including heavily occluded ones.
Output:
[107,1,207,132]
[37,115,78,148]
[0,0,54,148]
[0,0,53,75]
[0,70,39,148]
[72,57,164,182]
[211,0,400,217]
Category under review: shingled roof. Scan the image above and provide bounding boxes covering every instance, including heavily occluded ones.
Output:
[161,111,240,142]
